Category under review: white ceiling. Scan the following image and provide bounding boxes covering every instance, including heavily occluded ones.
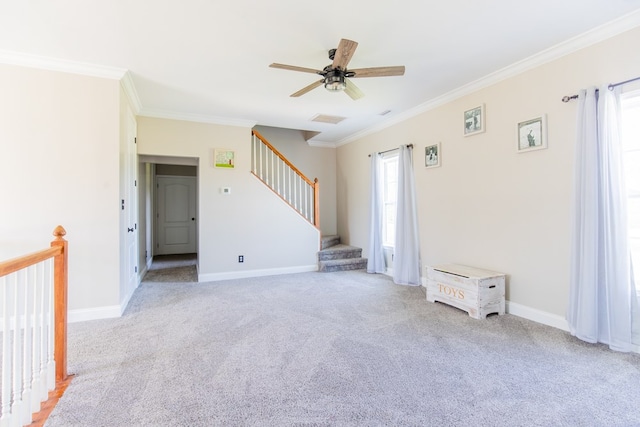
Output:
[2,1,640,145]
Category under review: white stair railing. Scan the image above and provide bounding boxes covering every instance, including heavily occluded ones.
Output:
[0,226,68,427]
[251,130,320,228]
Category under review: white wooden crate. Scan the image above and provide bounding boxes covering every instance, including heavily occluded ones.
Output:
[426,264,505,319]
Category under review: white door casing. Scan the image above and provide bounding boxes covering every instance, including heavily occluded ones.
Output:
[156,176,197,255]
[121,109,138,297]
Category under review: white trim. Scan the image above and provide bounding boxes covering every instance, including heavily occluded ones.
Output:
[120,71,142,114]
[68,306,121,323]
[198,265,318,282]
[336,8,640,147]
[0,49,127,80]
[506,301,570,332]
[138,108,257,129]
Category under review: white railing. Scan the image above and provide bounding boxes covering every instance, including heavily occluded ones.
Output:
[251,130,320,228]
[0,226,68,427]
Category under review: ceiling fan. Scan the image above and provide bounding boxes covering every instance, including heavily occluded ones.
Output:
[269,38,405,100]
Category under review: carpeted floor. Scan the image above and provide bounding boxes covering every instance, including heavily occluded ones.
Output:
[45,267,640,426]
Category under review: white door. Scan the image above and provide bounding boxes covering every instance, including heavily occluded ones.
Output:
[156,176,197,255]
[121,109,138,293]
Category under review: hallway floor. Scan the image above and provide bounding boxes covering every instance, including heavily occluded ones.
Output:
[142,253,197,282]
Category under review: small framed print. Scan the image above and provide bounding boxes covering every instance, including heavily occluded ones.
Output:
[464,104,485,136]
[214,148,235,168]
[517,115,547,153]
[425,143,441,168]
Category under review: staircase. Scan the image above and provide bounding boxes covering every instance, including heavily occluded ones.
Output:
[318,235,368,272]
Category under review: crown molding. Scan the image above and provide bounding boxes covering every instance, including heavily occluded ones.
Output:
[336,8,640,147]
[138,108,257,129]
[0,49,127,80]
[120,71,142,115]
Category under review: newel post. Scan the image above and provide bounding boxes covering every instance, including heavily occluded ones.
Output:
[51,225,68,382]
[313,178,320,229]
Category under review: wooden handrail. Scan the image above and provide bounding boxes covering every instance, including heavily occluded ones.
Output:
[252,130,316,187]
[0,247,61,277]
[251,130,321,229]
[0,226,68,382]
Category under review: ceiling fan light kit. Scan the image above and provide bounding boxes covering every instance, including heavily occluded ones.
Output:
[269,38,405,100]
[324,70,346,92]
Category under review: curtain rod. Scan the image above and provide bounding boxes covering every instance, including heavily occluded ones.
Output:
[561,76,640,102]
[368,144,414,157]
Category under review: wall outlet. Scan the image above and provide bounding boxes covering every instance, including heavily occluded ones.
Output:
[238,255,244,263]
[221,187,231,195]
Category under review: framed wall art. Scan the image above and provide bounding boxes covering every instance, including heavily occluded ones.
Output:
[464,104,485,136]
[214,148,235,168]
[517,115,547,153]
[425,143,441,168]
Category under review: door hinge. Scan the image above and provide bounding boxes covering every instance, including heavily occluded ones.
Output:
[134,180,137,187]
[135,266,138,273]
[121,199,125,210]
[134,137,137,144]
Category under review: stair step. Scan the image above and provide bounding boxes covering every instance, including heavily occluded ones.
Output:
[321,235,340,250]
[318,257,368,272]
[318,244,363,261]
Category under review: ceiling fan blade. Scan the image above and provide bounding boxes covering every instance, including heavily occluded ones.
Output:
[344,79,364,100]
[269,63,322,74]
[291,79,324,97]
[332,38,358,70]
[349,66,406,78]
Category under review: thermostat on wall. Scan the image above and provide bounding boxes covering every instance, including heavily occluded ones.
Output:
[221,187,231,195]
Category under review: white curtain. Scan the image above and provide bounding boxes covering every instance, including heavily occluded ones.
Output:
[568,86,638,352]
[367,153,385,274]
[393,145,421,286]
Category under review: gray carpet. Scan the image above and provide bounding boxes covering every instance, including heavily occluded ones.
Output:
[46,269,640,426]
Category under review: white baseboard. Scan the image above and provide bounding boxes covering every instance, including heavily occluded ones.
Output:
[68,305,121,323]
[198,264,318,282]
[506,301,570,331]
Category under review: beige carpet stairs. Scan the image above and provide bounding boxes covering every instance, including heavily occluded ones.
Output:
[318,235,367,272]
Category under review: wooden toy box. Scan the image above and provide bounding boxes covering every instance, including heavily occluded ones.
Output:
[426,264,505,319]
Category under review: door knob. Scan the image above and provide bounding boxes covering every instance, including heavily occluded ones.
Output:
[127,227,134,232]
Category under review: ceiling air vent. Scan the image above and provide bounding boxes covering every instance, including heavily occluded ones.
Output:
[311,114,346,124]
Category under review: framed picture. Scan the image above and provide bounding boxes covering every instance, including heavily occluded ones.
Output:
[517,115,547,153]
[425,143,441,168]
[464,104,485,136]
[214,148,235,168]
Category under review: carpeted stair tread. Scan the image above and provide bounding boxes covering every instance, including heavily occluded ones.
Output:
[318,257,368,272]
[318,235,365,272]
[320,235,341,250]
[318,244,362,260]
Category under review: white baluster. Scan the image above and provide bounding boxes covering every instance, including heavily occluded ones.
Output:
[39,261,49,401]
[21,267,33,425]
[11,272,24,427]
[1,275,13,427]
[45,259,55,392]
[30,264,41,412]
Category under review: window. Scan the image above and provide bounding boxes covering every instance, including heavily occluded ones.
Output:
[381,154,398,247]
[621,91,640,288]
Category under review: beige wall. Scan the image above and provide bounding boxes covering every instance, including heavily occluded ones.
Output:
[0,64,121,312]
[336,26,640,320]
[137,117,320,279]
[253,125,337,235]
